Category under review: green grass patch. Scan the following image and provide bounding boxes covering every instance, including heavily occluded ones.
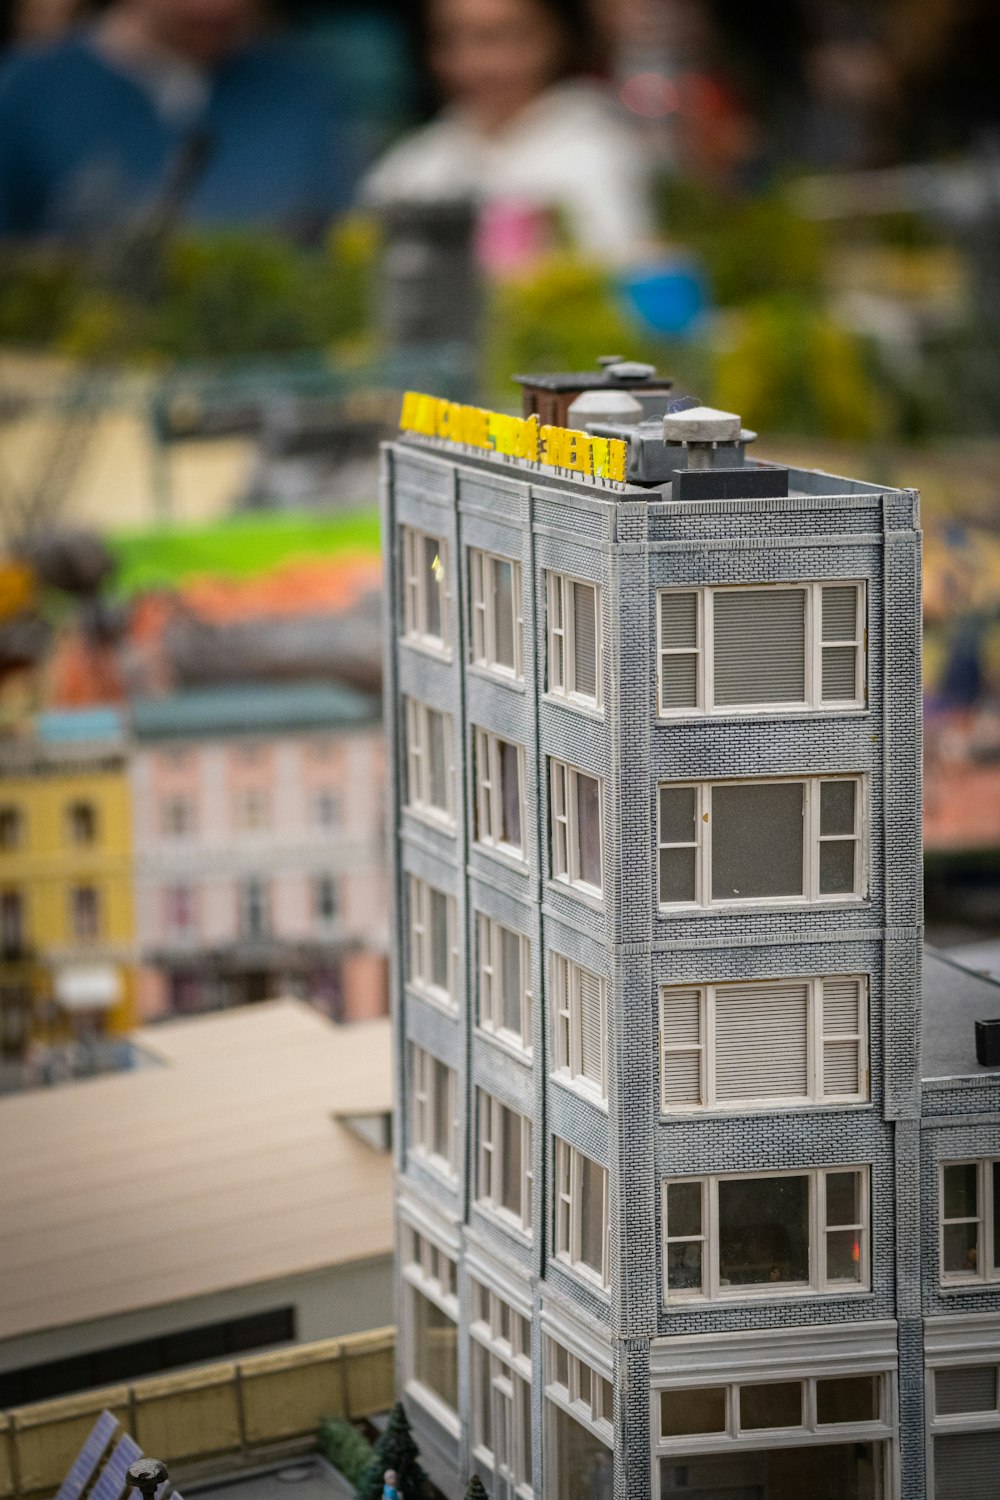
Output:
[110,509,381,595]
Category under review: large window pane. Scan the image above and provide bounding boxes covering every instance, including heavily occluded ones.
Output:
[816,1376,880,1424]
[551,1405,613,1500]
[577,771,602,889]
[500,1107,522,1216]
[943,1220,980,1276]
[712,783,804,901]
[428,709,448,810]
[412,1288,457,1411]
[713,589,806,705]
[660,1442,883,1500]
[500,927,522,1034]
[718,1175,809,1287]
[573,581,598,697]
[944,1163,979,1218]
[493,560,516,668]
[431,1059,451,1159]
[429,889,449,990]
[579,1154,606,1276]
[661,1387,726,1438]
[422,536,442,638]
[740,1382,803,1430]
[934,1432,1000,1500]
[500,740,522,848]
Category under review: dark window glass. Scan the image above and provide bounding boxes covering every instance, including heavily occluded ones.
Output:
[659,1442,882,1500]
[712,783,804,901]
[717,1175,809,1287]
[499,739,522,849]
[816,1376,880,1424]
[740,1382,803,1430]
[661,1387,727,1437]
[577,771,602,889]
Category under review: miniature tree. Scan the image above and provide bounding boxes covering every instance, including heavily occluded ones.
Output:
[355,1402,429,1500]
[464,1478,489,1500]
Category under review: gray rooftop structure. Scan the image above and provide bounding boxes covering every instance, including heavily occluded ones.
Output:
[131,681,379,742]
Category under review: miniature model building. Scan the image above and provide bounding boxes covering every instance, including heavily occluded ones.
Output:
[0,707,138,1057]
[381,361,1000,1500]
[131,681,388,1019]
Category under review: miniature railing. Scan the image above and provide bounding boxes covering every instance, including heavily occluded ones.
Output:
[0,1327,396,1500]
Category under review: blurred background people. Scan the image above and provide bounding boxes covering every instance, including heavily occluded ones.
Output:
[365,0,656,269]
[0,0,355,242]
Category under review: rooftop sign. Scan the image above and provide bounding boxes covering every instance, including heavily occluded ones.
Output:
[399,391,628,485]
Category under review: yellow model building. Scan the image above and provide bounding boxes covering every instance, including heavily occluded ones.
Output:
[0,708,137,1056]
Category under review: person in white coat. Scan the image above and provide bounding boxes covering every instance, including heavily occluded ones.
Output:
[364,0,655,268]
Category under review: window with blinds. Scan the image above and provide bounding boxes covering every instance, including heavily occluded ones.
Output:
[550,759,604,896]
[401,526,450,651]
[408,875,458,1007]
[934,1432,1000,1500]
[552,952,607,1100]
[657,583,865,715]
[477,912,532,1052]
[409,1044,458,1179]
[935,1366,999,1417]
[404,697,455,825]
[554,1137,610,1288]
[659,976,868,1111]
[470,549,523,679]
[546,572,602,707]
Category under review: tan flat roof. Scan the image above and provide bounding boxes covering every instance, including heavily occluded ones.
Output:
[0,1002,393,1342]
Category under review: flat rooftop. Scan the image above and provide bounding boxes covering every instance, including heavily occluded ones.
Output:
[923,947,1000,1082]
[0,1003,392,1342]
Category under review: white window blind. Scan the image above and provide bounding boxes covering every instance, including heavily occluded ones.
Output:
[714,981,809,1100]
[552,953,607,1100]
[477,912,532,1051]
[657,583,865,715]
[549,759,603,896]
[660,975,868,1111]
[713,589,805,705]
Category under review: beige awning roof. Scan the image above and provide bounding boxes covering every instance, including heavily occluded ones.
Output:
[0,1001,393,1342]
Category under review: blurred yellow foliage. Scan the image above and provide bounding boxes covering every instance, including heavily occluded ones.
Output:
[0,561,35,620]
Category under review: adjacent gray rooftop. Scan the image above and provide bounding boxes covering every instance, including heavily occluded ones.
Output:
[922,946,1000,1080]
[131,681,379,742]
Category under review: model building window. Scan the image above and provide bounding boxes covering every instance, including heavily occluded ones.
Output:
[70,885,100,943]
[238,877,269,939]
[404,698,455,825]
[657,776,863,908]
[236,788,270,832]
[545,1337,614,1500]
[662,1167,869,1302]
[313,875,339,930]
[410,1044,459,1180]
[659,975,867,1111]
[408,876,457,1007]
[401,525,450,652]
[161,796,195,837]
[477,1090,533,1234]
[470,548,523,679]
[547,572,601,707]
[551,953,607,1100]
[477,913,531,1052]
[0,890,25,951]
[550,760,603,896]
[940,1160,1000,1284]
[474,729,525,858]
[165,884,196,938]
[655,1372,889,1500]
[0,807,21,851]
[468,1278,533,1490]
[311,789,340,829]
[657,582,865,714]
[554,1138,610,1289]
[66,800,98,846]
[401,1225,459,1426]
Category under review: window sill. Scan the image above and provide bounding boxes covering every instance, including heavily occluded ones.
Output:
[655,705,869,724]
[400,636,453,666]
[406,982,459,1018]
[409,1151,459,1189]
[939,1279,1000,1294]
[404,1379,461,1441]
[475,1202,533,1245]
[475,842,530,874]
[404,806,457,837]
[468,663,526,692]
[659,1100,872,1122]
[656,897,871,920]
[553,1254,610,1297]
[547,878,605,912]
[664,1285,873,1309]
[551,1073,608,1112]
[544,692,605,722]
[477,1026,533,1068]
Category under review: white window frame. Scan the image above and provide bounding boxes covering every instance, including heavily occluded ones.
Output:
[477,1090,533,1236]
[401,525,451,654]
[474,728,526,860]
[661,1166,871,1304]
[544,1335,614,1499]
[554,1138,611,1290]
[404,697,456,827]
[401,1223,460,1435]
[409,1043,459,1182]
[659,975,869,1113]
[656,582,866,717]
[656,775,866,910]
[549,758,603,897]
[477,913,532,1055]
[940,1159,1000,1286]
[469,1278,534,1498]
[551,952,607,1102]
[470,547,524,681]
[407,875,458,1009]
[546,572,602,709]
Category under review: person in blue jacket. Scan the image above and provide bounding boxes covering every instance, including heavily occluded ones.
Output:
[0,0,355,240]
